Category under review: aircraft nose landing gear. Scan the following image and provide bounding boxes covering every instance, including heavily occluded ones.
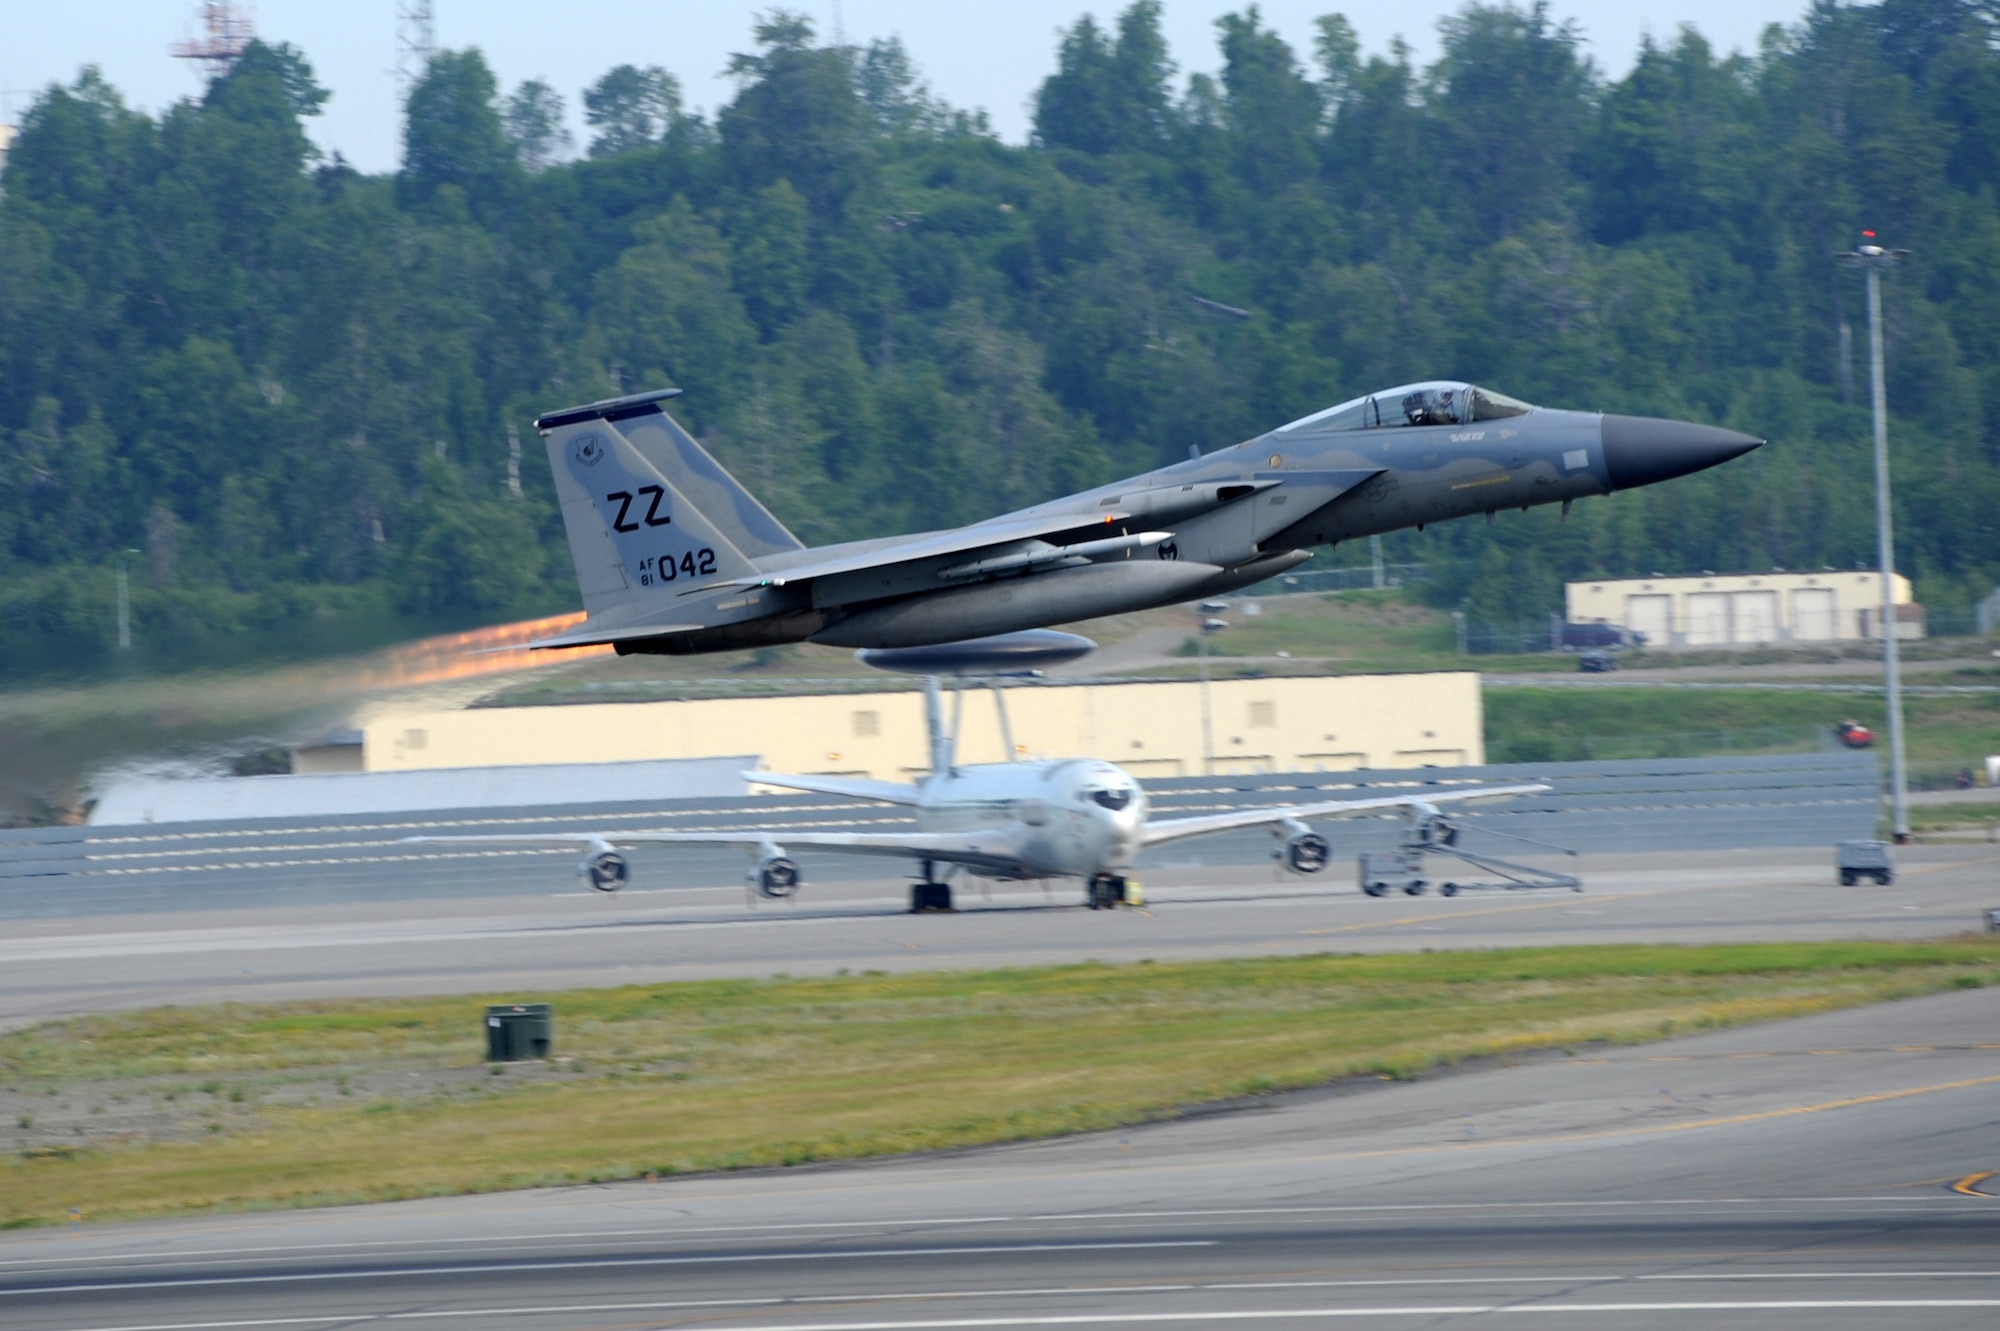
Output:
[1087,873,1130,909]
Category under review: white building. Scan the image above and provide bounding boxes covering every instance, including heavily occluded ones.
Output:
[1566,571,1920,647]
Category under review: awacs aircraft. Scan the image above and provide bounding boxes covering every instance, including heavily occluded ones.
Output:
[523,381,1760,655]
[404,641,1548,913]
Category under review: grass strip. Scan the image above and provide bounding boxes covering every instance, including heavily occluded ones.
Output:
[5,939,1998,1227]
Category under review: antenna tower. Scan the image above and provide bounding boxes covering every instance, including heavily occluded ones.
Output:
[170,2,257,80]
[396,0,438,95]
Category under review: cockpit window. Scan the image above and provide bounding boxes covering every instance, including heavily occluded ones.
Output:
[1276,382,1535,434]
[1389,385,1464,427]
[1470,386,1532,420]
[1276,395,1371,434]
[1089,787,1133,811]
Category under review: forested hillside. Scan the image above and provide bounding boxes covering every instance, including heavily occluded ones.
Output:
[3,1,1998,676]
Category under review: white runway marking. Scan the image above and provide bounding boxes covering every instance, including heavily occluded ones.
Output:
[8,1197,1979,1273]
[4,1241,1214,1296]
[46,1299,2000,1331]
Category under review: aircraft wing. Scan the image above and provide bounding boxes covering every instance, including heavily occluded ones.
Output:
[401,828,1020,873]
[705,509,1138,591]
[742,772,923,805]
[1138,782,1551,849]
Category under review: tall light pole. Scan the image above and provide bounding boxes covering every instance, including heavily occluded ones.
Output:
[1837,234,1911,843]
[115,550,136,650]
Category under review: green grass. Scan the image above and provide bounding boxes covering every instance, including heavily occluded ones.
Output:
[1906,801,2000,833]
[1177,591,1467,666]
[5,941,1997,1227]
[1485,687,2000,766]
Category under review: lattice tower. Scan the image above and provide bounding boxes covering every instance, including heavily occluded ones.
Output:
[170,2,257,80]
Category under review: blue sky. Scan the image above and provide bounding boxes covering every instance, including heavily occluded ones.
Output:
[5,1,1816,173]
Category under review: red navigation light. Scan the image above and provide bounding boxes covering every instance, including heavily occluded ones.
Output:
[1862,230,1877,238]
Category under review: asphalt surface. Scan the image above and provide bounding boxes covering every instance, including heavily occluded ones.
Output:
[4,843,1998,1028]
[0,754,1884,923]
[4,985,1998,1329]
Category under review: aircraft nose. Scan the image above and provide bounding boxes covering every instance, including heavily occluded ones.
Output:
[1600,415,1763,491]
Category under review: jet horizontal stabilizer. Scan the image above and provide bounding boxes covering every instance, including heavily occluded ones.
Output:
[526,621,702,650]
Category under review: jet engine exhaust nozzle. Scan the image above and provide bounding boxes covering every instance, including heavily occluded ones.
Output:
[1600,415,1763,492]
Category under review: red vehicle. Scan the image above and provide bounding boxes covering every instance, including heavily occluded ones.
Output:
[1833,720,1875,749]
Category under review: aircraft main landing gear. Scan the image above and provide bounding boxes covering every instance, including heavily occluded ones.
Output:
[1086,873,1128,910]
[910,881,954,912]
[911,861,954,913]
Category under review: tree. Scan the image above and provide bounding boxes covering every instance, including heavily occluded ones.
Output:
[720,13,873,217]
[582,64,682,158]
[1216,8,1320,194]
[1033,1,1174,156]
[1431,1,1596,242]
[730,180,811,337]
[855,36,946,136]
[505,78,572,172]
[399,49,518,218]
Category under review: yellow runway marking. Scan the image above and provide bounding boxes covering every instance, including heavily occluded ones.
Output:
[1282,1071,2000,1168]
[1901,853,2000,877]
[1298,889,1673,937]
[1952,1172,1996,1197]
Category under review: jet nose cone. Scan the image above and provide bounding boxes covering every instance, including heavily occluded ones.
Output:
[1601,415,1763,491]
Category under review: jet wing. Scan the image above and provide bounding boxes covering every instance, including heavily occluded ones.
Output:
[702,509,1137,592]
[742,772,923,805]
[401,828,1020,873]
[1138,782,1551,849]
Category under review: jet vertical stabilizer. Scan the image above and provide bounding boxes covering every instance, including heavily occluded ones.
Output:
[537,389,760,621]
[615,407,805,558]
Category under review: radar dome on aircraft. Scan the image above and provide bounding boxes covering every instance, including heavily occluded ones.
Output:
[855,629,1096,676]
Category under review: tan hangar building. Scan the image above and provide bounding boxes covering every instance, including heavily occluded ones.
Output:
[359,672,1484,781]
[1567,570,1919,647]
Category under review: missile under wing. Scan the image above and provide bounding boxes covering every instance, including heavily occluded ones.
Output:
[526,382,1759,656]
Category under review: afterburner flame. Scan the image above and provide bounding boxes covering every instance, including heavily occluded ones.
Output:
[364,612,608,689]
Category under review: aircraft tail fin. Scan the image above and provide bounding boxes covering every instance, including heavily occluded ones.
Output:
[612,403,804,558]
[534,390,760,618]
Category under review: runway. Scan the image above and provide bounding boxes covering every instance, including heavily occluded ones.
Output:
[4,985,1998,1328]
[4,843,1998,1026]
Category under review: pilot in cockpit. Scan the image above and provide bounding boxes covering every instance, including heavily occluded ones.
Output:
[1400,386,1461,426]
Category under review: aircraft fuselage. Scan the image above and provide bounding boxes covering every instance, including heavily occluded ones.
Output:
[532,382,1761,656]
[910,758,1147,880]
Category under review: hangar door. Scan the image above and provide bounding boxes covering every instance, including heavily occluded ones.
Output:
[1794,587,1837,640]
[1731,590,1780,644]
[1625,594,1672,646]
[1684,592,1731,645]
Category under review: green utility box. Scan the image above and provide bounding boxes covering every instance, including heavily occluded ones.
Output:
[485,1003,553,1062]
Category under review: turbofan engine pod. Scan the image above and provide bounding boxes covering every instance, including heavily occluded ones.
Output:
[757,856,801,898]
[1419,817,1459,848]
[1285,831,1331,874]
[582,850,629,892]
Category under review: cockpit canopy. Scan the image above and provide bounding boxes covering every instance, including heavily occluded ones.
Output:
[1277,382,1534,435]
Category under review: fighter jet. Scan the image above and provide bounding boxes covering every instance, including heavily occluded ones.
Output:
[525,381,1759,655]
[405,634,1548,912]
